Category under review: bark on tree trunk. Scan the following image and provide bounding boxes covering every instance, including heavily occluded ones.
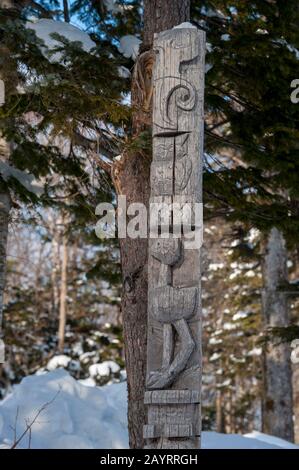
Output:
[143,0,190,49]
[0,1,14,8]
[114,0,191,449]
[50,216,60,318]
[0,0,18,351]
[261,227,294,441]
[216,390,224,433]
[58,220,68,353]
[63,0,70,23]
[0,187,10,336]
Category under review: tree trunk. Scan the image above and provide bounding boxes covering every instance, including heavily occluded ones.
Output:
[50,216,60,318]
[143,0,190,48]
[58,221,68,353]
[261,227,294,441]
[216,390,224,433]
[0,1,14,8]
[0,0,14,348]
[224,389,234,434]
[114,0,190,449]
[0,187,10,339]
[63,0,70,23]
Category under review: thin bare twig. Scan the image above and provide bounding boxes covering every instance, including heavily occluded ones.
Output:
[10,389,60,450]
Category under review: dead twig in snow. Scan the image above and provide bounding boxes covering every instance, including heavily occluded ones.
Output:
[10,388,61,449]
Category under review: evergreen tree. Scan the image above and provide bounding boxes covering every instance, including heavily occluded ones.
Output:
[192,0,299,440]
[1,0,298,445]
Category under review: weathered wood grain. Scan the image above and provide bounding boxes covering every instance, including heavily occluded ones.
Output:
[144,26,205,449]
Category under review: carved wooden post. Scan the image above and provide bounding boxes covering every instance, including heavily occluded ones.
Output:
[144,27,205,449]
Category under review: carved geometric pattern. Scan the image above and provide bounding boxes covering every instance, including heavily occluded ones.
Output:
[144,390,200,405]
[145,26,205,449]
[152,285,198,323]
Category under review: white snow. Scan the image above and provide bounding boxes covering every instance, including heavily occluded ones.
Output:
[118,35,141,59]
[247,228,260,243]
[285,42,299,60]
[202,431,298,449]
[247,348,262,357]
[214,329,223,336]
[79,351,98,364]
[210,352,221,362]
[276,39,299,60]
[0,161,43,195]
[0,370,298,449]
[223,322,236,331]
[26,19,96,63]
[206,42,213,53]
[256,29,269,35]
[173,22,197,30]
[47,355,71,371]
[104,0,121,13]
[89,361,120,378]
[244,431,298,450]
[229,269,241,280]
[209,262,224,271]
[230,354,245,364]
[118,66,131,78]
[0,370,127,449]
[104,0,133,14]
[221,34,230,41]
[209,337,223,345]
[78,377,96,387]
[205,63,213,73]
[202,7,226,19]
[245,269,255,278]
[233,311,249,321]
[46,355,80,373]
[0,80,4,106]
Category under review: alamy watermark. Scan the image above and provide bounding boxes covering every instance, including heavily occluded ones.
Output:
[291,339,299,365]
[0,79,5,107]
[95,196,203,250]
[290,79,299,104]
[0,339,4,363]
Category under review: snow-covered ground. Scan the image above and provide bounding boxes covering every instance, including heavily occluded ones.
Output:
[0,370,298,449]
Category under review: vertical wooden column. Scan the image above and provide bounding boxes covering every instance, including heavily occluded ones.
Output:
[144,27,205,449]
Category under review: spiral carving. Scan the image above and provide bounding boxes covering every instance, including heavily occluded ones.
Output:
[167,81,196,116]
[155,77,196,130]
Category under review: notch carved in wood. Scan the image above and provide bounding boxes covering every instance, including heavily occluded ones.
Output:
[147,237,197,390]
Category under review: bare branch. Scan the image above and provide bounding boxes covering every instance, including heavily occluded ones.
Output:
[10,388,60,449]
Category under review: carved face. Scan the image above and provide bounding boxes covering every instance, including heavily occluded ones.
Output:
[151,238,182,266]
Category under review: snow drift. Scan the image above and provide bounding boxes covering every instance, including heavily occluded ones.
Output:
[0,370,298,449]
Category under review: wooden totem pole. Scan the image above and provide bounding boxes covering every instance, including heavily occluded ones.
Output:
[144,27,205,449]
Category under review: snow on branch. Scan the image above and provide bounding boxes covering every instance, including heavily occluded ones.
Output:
[26,19,96,63]
[0,161,44,196]
[118,35,141,60]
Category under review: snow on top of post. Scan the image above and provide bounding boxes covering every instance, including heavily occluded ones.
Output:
[173,22,197,30]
